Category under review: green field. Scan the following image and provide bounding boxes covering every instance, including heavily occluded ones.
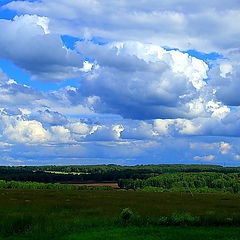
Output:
[0,188,240,239]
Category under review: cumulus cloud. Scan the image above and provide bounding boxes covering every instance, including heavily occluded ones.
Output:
[38,86,95,116]
[85,124,124,141]
[4,0,240,53]
[1,1,240,166]
[75,41,219,119]
[66,122,90,136]
[219,142,231,155]
[0,15,83,82]
[208,60,240,106]
[2,117,50,144]
[121,121,158,140]
[233,155,240,160]
[0,69,42,108]
[30,109,68,126]
[193,155,215,162]
[190,141,232,155]
[152,108,240,137]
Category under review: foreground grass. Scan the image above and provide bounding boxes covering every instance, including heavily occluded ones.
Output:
[0,189,240,239]
[1,188,240,217]
[67,226,240,240]
[1,226,240,240]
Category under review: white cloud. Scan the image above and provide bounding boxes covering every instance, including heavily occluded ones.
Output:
[77,41,215,119]
[50,125,71,143]
[193,155,215,161]
[233,155,240,160]
[2,117,50,144]
[5,0,240,53]
[190,141,232,155]
[0,15,83,82]
[0,69,42,108]
[153,119,173,136]
[1,1,240,166]
[66,122,90,136]
[189,142,218,150]
[220,63,233,78]
[209,60,240,106]
[31,110,68,126]
[85,124,124,141]
[122,121,158,139]
[219,142,231,155]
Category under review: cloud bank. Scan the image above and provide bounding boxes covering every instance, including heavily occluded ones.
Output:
[0,1,240,165]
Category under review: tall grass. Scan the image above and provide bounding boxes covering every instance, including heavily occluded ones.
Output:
[1,188,240,239]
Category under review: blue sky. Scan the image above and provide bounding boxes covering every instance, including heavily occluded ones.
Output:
[0,0,240,166]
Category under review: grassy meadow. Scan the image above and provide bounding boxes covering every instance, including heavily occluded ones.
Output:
[0,188,240,239]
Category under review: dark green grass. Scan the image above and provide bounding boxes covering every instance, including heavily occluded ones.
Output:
[66,226,240,240]
[0,189,240,239]
[1,189,240,217]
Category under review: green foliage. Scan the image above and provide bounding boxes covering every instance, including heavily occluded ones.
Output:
[2,164,240,184]
[170,213,200,226]
[157,216,168,225]
[0,180,112,191]
[137,186,165,192]
[117,208,147,227]
[120,208,134,222]
[119,172,240,193]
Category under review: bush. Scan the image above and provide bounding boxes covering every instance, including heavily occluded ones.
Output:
[170,213,200,226]
[157,216,168,225]
[117,208,150,226]
[119,208,134,222]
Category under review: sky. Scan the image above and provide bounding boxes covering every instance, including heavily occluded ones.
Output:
[0,0,240,166]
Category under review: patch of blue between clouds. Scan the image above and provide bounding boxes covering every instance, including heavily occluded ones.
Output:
[0,0,15,7]
[164,46,222,62]
[184,49,222,61]
[0,0,36,5]
[61,35,83,50]
[61,35,109,64]
[61,35,109,50]
[0,0,37,19]
[0,0,16,20]
[0,0,40,20]
[0,8,16,20]
[61,35,108,62]
[0,58,81,92]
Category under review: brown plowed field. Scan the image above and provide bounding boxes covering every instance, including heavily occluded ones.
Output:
[73,183,119,188]
[62,182,120,189]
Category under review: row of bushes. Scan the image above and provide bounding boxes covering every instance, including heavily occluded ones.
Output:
[117,208,240,226]
[0,180,112,191]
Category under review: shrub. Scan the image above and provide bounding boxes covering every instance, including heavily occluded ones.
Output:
[119,208,134,222]
[157,216,168,225]
[170,213,200,226]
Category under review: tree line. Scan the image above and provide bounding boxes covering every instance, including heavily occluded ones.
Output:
[118,172,240,193]
[0,180,111,191]
[1,164,240,183]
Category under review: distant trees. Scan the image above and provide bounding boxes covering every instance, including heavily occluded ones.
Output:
[118,172,240,193]
[0,180,112,191]
[1,164,240,189]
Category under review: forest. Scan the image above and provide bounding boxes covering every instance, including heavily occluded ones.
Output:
[1,164,240,183]
[1,164,240,194]
[118,172,240,193]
